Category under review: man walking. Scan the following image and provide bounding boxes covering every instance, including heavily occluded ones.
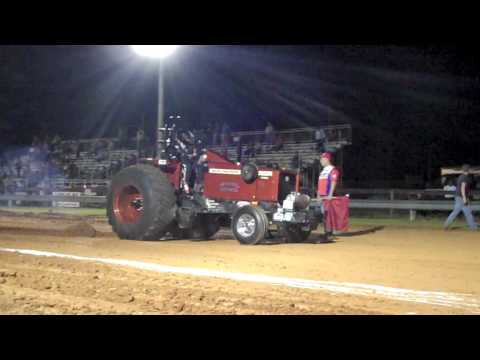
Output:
[444,165,478,231]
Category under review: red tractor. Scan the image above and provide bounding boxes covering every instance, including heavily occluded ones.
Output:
[107,125,325,245]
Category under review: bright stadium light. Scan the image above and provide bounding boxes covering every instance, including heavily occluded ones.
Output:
[130,45,179,59]
[130,45,181,162]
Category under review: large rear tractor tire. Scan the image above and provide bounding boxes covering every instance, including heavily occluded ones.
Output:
[107,164,177,240]
[231,205,268,245]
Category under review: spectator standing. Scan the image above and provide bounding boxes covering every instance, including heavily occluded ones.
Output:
[317,152,340,199]
[444,165,478,231]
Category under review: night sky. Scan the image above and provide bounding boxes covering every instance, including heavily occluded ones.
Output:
[1,45,479,184]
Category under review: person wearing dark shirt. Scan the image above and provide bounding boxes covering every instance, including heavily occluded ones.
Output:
[444,164,477,231]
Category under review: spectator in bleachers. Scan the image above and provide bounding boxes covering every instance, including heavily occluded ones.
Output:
[28,156,43,186]
[32,136,41,147]
[127,154,137,167]
[14,159,22,178]
[265,122,275,146]
[67,162,79,179]
[244,142,255,160]
[110,160,122,176]
[93,139,109,162]
[470,174,478,192]
[117,128,126,148]
[234,135,243,163]
[212,121,220,146]
[254,138,263,155]
[290,152,300,170]
[315,128,327,152]
[94,166,108,180]
[136,129,145,154]
[220,122,231,147]
[75,141,82,158]
[51,134,61,150]
[272,134,284,151]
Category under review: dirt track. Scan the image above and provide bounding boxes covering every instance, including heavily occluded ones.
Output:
[0,212,479,314]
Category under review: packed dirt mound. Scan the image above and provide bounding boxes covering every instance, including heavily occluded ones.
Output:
[0,209,105,223]
[64,222,97,238]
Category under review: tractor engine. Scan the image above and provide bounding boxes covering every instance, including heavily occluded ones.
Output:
[273,193,312,224]
[273,192,322,229]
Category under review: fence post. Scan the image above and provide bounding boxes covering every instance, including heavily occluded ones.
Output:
[8,200,12,208]
[410,209,416,222]
[389,190,394,218]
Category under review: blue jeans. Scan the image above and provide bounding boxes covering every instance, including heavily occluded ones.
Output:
[444,197,478,230]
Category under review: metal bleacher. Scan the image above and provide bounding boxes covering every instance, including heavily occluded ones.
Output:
[209,125,352,169]
[72,149,139,179]
[60,124,351,182]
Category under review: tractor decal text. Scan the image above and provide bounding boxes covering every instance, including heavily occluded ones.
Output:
[258,171,273,177]
[219,182,241,193]
[209,168,242,175]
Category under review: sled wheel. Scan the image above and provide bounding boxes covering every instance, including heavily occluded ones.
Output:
[168,217,221,240]
[281,224,312,243]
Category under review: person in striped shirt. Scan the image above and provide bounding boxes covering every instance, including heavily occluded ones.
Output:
[317,152,340,199]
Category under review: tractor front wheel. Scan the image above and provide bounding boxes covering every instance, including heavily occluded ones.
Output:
[231,205,268,245]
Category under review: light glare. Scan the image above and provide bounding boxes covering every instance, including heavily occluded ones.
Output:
[131,45,179,59]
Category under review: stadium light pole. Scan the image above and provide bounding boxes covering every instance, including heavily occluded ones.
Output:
[130,45,180,161]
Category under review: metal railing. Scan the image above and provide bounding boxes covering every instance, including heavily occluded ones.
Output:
[1,188,479,223]
[347,199,480,211]
[199,124,352,147]
[0,194,106,208]
[337,188,480,200]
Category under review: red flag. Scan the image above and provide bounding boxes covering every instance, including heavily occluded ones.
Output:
[323,197,350,232]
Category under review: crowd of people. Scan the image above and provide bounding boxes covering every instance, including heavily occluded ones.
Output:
[0,122,333,194]
[0,135,140,194]
[201,121,329,163]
